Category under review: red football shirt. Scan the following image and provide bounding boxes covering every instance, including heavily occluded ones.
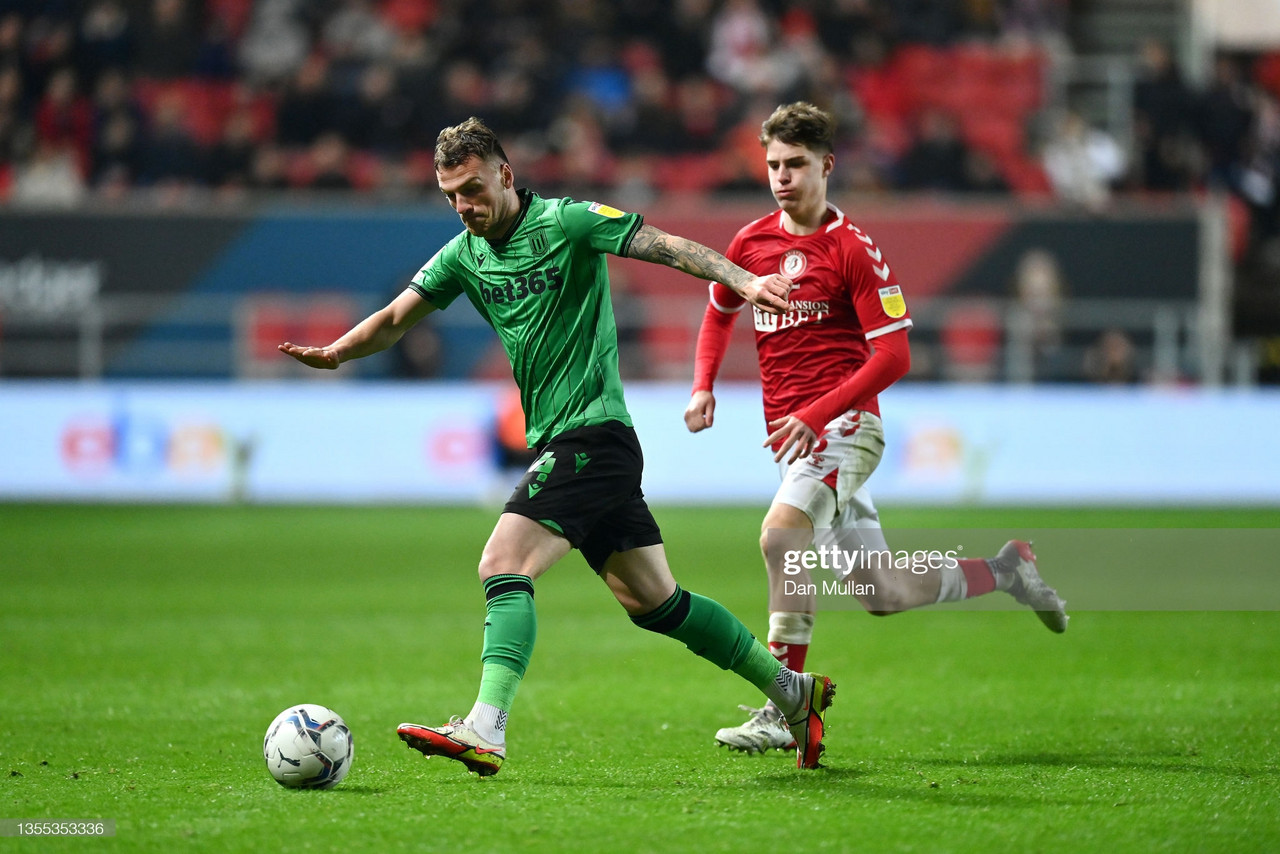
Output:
[707,204,912,425]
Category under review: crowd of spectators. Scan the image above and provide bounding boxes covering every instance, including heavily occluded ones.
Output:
[0,2,1278,259]
[0,0,1277,209]
[0,0,1073,205]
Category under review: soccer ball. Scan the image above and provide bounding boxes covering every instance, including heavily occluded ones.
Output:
[263,704,354,789]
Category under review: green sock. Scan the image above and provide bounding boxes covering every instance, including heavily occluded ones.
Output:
[476,662,523,712]
[476,574,537,711]
[631,586,784,697]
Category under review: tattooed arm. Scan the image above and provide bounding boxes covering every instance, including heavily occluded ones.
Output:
[626,223,791,315]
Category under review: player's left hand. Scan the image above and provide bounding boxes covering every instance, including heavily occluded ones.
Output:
[738,274,791,315]
[765,415,818,463]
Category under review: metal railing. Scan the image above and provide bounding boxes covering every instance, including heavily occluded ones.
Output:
[0,290,1225,385]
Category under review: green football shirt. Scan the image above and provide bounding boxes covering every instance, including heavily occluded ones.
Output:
[410,189,644,447]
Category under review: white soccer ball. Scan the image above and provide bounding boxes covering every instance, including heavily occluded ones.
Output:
[263,704,354,789]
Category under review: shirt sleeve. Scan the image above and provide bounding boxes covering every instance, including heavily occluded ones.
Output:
[692,296,738,392]
[408,240,465,310]
[555,199,645,256]
[845,226,913,340]
[795,327,911,433]
[692,228,752,392]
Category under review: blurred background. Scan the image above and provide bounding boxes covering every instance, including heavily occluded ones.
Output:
[0,0,1277,506]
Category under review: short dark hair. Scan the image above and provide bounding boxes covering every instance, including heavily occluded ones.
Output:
[759,102,835,154]
[434,117,510,170]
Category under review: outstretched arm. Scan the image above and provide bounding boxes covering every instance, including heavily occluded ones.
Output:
[627,224,790,315]
[279,287,437,369]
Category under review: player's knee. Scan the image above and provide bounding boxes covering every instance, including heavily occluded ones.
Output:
[758,517,811,564]
[477,549,526,582]
[854,572,915,616]
[603,573,644,614]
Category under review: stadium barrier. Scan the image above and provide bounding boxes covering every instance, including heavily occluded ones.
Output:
[0,199,1220,384]
[2,381,1276,506]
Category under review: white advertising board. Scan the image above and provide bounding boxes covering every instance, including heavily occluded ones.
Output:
[1,382,1277,505]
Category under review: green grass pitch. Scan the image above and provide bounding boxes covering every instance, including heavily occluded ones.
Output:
[2,504,1278,853]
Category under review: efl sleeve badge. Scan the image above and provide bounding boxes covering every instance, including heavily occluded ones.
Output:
[587,202,625,218]
[877,285,907,318]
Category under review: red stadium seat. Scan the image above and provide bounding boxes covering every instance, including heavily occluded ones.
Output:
[952,44,1002,82]
[283,150,315,188]
[132,78,240,147]
[179,80,236,146]
[346,151,383,191]
[1254,51,1280,99]
[1001,156,1053,196]
[243,301,292,361]
[208,0,254,37]
[941,301,1002,381]
[962,114,1026,160]
[302,301,356,347]
[381,0,438,32]
[847,64,911,122]
[652,154,727,193]
[895,45,950,87]
[238,295,358,377]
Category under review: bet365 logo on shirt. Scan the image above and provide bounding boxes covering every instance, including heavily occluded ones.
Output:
[478,266,565,305]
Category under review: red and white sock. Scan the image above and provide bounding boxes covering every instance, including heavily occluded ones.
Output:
[936,556,1016,603]
[767,611,813,673]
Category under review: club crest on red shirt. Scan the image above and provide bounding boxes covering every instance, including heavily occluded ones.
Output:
[780,249,807,278]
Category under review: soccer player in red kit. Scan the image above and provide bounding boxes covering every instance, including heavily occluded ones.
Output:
[685,102,1068,755]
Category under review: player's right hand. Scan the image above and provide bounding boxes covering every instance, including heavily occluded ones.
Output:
[278,342,340,369]
[684,390,716,432]
[765,414,819,463]
[738,274,791,315]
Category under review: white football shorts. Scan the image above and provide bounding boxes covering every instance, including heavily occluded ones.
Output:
[773,410,890,558]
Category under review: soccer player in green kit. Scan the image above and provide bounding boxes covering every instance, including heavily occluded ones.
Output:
[279,117,837,773]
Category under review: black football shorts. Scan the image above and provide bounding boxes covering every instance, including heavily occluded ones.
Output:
[502,420,663,572]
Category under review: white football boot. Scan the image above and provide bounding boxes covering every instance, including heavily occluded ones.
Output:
[1000,540,1068,633]
[715,704,797,754]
